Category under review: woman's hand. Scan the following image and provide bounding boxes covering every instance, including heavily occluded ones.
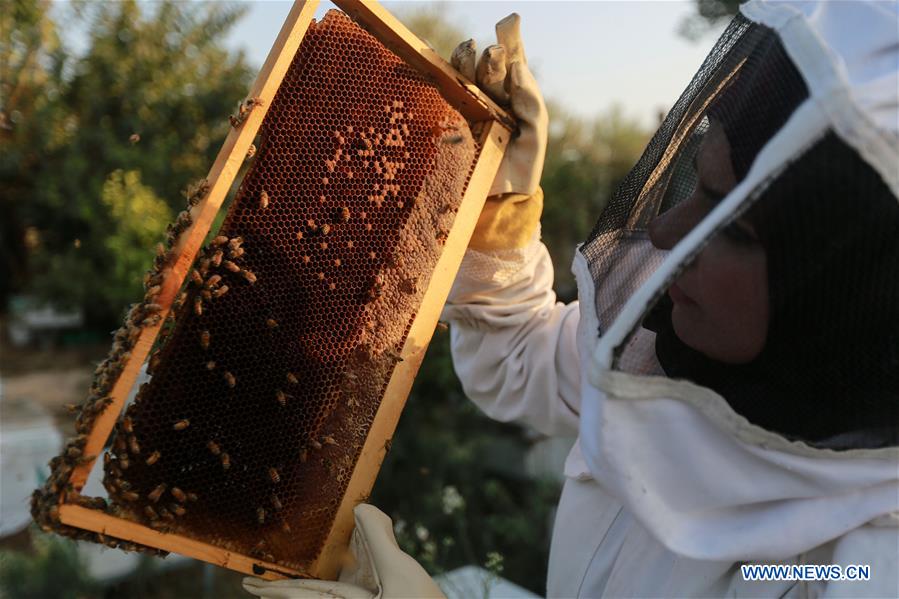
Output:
[452,13,548,198]
[242,504,444,599]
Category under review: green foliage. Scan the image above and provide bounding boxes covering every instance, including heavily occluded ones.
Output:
[541,102,649,300]
[372,334,561,594]
[0,529,99,599]
[397,2,467,59]
[1,0,253,326]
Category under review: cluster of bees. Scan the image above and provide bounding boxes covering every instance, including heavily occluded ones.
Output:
[105,233,259,528]
[103,410,199,532]
[31,177,213,554]
[229,97,264,129]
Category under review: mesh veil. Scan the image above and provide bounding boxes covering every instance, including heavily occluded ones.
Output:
[580,15,899,446]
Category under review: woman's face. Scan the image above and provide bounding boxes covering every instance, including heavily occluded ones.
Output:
[648,120,769,364]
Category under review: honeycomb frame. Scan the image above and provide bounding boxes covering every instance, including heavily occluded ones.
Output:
[40,0,513,581]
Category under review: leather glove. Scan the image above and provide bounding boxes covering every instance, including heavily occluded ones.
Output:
[241,504,445,599]
[451,13,548,251]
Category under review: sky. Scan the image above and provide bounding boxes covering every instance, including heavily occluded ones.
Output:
[225,1,728,128]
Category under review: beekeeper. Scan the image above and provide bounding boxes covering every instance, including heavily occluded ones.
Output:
[243,1,898,597]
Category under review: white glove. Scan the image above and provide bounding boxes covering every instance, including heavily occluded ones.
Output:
[242,504,445,599]
[452,13,548,197]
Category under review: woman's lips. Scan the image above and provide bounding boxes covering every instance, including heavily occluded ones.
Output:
[668,281,696,306]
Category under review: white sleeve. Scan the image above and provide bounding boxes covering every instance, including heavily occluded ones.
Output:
[440,231,581,437]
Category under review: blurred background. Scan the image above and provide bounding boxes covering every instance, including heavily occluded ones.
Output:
[0,1,737,597]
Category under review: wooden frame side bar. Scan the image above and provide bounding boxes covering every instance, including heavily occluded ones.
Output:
[333,0,516,132]
[312,120,510,579]
[58,504,306,580]
[68,0,322,492]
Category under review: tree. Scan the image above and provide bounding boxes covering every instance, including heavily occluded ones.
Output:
[1,0,254,327]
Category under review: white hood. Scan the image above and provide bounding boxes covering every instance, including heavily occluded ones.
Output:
[572,243,899,563]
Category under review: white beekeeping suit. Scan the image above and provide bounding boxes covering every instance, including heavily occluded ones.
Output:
[445,1,899,597]
[243,2,898,598]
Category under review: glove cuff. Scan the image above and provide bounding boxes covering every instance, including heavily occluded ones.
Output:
[469,186,543,252]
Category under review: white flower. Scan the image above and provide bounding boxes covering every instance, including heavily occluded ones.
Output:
[441,485,465,515]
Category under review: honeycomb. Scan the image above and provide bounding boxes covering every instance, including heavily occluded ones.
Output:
[101,10,480,570]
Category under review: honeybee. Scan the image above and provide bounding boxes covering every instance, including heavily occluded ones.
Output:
[66,446,82,458]
[145,284,162,298]
[193,297,203,316]
[268,467,280,484]
[228,236,244,250]
[320,224,331,235]
[144,505,159,520]
[385,349,404,363]
[223,260,240,273]
[171,487,186,503]
[281,519,292,534]
[242,270,257,284]
[148,483,167,503]
[310,439,322,451]
[257,507,266,524]
[271,494,283,511]
[186,492,199,502]
[212,235,229,246]
[160,507,175,522]
[223,371,236,388]
[156,243,166,258]
[286,372,298,385]
[121,490,139,502]
[191,270,204,286]
[128,436,141,455]
[211,250,223,267]
[119,456,130,470]
[169,504,186,517]
[205,274,222,288]
[259,190,269,209]
[339,207,351,222]
[229,247,245,259]
[201,290,212,301]
[173,419,190,431]
[129,133,141,144]
[266,318,278,329]
[207,440,221,456]
[212,285,229,298]
[200,330,210,350]
[146,451,161,466]
[299,448,308,463]
[275,390,287,406]
[142,315,161,327]
[246,144,256,159]
[333,259,341,267]
[221,453,231,470]
[436,322,448,333]
[322,435,338,446]
[206,360,216,370]
[65,403,80,414]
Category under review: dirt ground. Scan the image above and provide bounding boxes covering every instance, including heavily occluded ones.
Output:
[1,335,108,430]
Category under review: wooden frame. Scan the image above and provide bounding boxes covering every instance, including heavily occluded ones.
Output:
[56,0,512,580]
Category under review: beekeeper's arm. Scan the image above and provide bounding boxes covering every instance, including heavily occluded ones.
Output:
[443,14,581,438]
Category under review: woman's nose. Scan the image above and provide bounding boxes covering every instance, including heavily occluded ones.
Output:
[648,195,706,250]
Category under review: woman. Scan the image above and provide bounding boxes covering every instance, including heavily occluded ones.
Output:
[244,1,898,596]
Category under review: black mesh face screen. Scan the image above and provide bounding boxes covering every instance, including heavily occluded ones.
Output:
[580,14,899,447]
